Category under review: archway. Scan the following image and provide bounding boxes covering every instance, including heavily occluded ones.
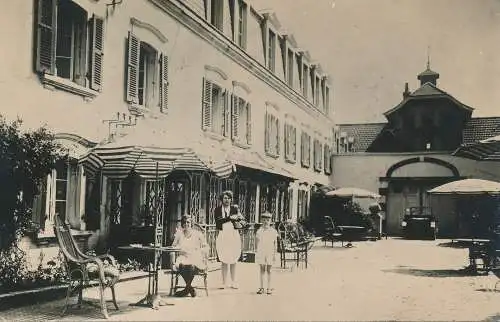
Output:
[381,157,461,236]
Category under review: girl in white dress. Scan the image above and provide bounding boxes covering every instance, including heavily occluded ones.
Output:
[255,212,278,295]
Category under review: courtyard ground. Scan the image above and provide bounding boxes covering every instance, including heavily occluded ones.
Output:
[2,238,500,321]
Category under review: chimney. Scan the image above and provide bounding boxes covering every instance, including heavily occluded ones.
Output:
[403,82,410,98]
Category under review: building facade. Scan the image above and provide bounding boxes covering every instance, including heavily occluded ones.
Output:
[2,0,334,259]
[331,64,500,237]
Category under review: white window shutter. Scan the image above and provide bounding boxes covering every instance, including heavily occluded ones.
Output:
[246,103,252,144]
[202,78,213,130]
[231,95,239,140]
[160,53,169,112]
[89,15,104,91]
[126,32,140,103]
[223,91,230,137]
[36,0,57,74]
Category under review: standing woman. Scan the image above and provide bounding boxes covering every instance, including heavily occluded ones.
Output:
[215,190,244,289]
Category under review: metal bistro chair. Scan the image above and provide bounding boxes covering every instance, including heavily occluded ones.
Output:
[54,215,120,319]
[323,216,344,247]
[169,223,209,296]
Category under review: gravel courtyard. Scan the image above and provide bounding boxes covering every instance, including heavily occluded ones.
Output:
[3,238,500,321]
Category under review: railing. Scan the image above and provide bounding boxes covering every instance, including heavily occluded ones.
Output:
[240,224,257,253]
[200,223,258,260]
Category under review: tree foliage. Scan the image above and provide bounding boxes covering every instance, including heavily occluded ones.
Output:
[0,115,63,250]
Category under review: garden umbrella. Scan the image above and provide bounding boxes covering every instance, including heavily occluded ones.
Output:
[427,178,500,195]
[325,187,381,199]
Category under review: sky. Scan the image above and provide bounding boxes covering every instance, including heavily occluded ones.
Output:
[251,0,500,124]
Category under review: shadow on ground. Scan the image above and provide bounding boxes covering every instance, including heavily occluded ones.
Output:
[437,241,470,249]
[383,266,476,278]
[482,313,500,321]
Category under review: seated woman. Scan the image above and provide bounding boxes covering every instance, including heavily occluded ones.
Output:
[171,214,208,297]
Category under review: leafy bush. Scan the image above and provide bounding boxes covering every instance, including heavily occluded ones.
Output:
[118,258,143,273]
[0,115,63,250]
[0,247,66,291]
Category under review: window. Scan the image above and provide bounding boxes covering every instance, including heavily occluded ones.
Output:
[202,79,229,136]
[296,54,303,91]
[35,0,104,92]
[231,95,252,145]
[314,75,320,107]
[324,144,332,175]
[210,0,224,31]
[267,30,276,72]
[32,160,86,236]
[126,32,169,112]
[284,123,297,163]
[264,112,280,157]
[301,131,311,168]
[325,85,330,114]
[313,139,323,171]
[287,49,294,86]
[237,0,247,48]
[302,64,308,98]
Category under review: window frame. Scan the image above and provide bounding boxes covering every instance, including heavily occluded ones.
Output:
[35,0,104,98]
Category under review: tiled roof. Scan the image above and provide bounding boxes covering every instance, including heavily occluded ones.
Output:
[338,116,500,152]
[384,82,473,116]
[418,68,439,77]
[462,117,500,144]
[410,83,447,97]
[338,123,386,152]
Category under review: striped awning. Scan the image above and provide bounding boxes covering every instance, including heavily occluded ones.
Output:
[453,137,500,161]
[80,144,234,179]
[78,151,105,178]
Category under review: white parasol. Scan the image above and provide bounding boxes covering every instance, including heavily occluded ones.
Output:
[325,187,381,199]
[427,178,500,195]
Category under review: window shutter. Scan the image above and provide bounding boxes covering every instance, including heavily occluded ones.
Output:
[284,124,289,160]
[160,53,169,112]
[89,15,104,91]
[202,78,213,130]
[292,127,296,162]
[223,91,230,137]
[246,103,252,144]
[126,31,140,103]
[241,3,247,48]
[231,95,239,140]
[32,180,47,230]
[36,0,57,74]
[276,118,280,155]
[300,132,304,165]
[264,112,269,153]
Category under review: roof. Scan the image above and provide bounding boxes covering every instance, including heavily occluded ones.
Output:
[383,82,474,116]
[462,117,500,144]
[338,116,500,152]
[417,68,439,78]
[338,123,386,152]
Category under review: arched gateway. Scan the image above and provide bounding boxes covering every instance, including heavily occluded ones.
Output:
[380,157,462,237]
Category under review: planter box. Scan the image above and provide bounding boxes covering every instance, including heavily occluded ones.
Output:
[0,270,148,311]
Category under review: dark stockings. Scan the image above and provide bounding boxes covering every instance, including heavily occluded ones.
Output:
[176,264,197,297]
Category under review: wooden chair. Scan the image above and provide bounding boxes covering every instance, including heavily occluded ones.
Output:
[54,215,120,319]
[169,223,209,296]
[323,216,344,247]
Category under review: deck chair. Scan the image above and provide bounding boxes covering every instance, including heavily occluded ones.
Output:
[54,215,120,319]
[323,216,344,247]
[169,223,209,296]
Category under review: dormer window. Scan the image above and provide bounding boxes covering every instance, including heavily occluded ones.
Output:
[237,0,247,48]
[267,30,276,72]
[210,0,224,31]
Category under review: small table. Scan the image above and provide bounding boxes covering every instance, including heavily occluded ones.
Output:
[338,226,366,247]
[119,245,181,309]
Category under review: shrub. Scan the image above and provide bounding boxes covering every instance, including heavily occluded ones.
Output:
[0,115,63,250]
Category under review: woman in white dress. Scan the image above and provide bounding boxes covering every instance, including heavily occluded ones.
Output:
[214,191,244,289]
[171,214,208,297]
